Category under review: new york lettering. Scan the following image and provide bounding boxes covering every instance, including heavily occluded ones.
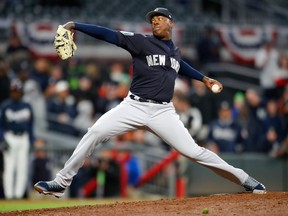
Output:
[146,55,180,72]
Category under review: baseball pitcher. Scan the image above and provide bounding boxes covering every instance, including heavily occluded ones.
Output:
[34,8,266,197]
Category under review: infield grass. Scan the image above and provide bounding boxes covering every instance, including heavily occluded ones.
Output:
[0,198,127,212]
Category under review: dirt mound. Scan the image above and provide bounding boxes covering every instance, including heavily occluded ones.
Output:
[1,192,287,216]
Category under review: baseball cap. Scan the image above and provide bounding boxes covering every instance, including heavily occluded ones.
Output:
[55,80,69,93]
[145,7,173,23]
[10,79,23,91]
[219,101,231,110]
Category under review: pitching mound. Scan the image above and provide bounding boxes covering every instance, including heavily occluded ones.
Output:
[1,192,287,216]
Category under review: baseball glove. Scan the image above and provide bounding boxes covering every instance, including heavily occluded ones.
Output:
[54,25,77,60]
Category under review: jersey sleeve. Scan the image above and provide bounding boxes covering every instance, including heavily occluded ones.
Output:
[178,60,205,81]
[116,31,145,55]
[74,23,120,45]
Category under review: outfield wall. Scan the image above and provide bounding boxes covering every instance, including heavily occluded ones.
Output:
[185,153,288,196]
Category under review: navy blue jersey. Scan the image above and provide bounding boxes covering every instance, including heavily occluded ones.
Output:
[0,99,34,143]
[74,23,205,102]
[117,32,181,102]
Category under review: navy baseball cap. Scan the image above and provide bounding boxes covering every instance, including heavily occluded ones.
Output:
[219,101,231,110]
[145,8,173,23]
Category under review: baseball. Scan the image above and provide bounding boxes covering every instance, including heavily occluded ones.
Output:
[211,84,220,93]
[202,207,209,214]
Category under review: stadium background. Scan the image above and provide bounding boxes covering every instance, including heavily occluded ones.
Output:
[0,0,288,212]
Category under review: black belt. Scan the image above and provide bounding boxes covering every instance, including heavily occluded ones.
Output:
[130,94,169,105]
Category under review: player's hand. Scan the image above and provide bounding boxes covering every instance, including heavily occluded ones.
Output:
[202,76,223,93]
[62,21,75,31]
[54,24,77,60]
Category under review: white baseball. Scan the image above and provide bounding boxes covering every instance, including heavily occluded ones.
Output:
[211,84,220,93]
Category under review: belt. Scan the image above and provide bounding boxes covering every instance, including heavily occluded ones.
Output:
[130,94,169,105]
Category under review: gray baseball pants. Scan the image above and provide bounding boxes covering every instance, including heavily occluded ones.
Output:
[55,93,248,188]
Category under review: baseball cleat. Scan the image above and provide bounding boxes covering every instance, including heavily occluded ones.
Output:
[243,176,266,194]
[34,180,65,198]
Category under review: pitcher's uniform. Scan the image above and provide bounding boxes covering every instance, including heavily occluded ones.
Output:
[54,27,249,189]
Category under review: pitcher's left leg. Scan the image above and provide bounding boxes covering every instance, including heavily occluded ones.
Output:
[148,104,248,185]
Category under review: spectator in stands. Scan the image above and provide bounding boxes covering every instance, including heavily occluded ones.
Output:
[231,91,245,120]
[31,138,52,188]
[44,64,66,99]
[172,91,203,139]
[174,77,190,95]
[243,88,265,152]
[274,86,288,157]
[97,82,122,114]
[15,60,31,82]
[71,75,98,111]
[232,91,264,152]
[233,97,255,152]
[94,150,120,198]
[259,99,285,156]
[275,137,288,158]
[275,138,288,158]
[108,62,130,100]
[245,88,266,120]
[133,129,166,154]
[279,86,288,131]
[255,40,279,102]
[46,80,78,135]
[73,100,95,136]
[23,79,47,132]
[69,158,93,198]
[6,35,28,54]
[66,58,86,90]
[85,62,104,91]
[80,150,120,198]
[109,62,130,85]
[188,80,218,139]
[117,81,130,100]
[274,53,288,96]
[5,35,31,73]
[125,152,141,190]
[196,26,220,68]
[30,58,50,93]
[83,63,106,113]
[206,101,243,153]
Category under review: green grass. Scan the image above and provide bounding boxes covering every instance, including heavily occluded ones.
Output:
[0,198,121,212]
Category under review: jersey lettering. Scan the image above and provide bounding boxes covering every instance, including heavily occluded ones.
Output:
[5,108,31,122]
[146,55,179,72]
[146,54,166,66]
[170,57,180,72]
[212,127,237,141]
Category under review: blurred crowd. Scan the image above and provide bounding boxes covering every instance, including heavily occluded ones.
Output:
[0,26,288,200]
